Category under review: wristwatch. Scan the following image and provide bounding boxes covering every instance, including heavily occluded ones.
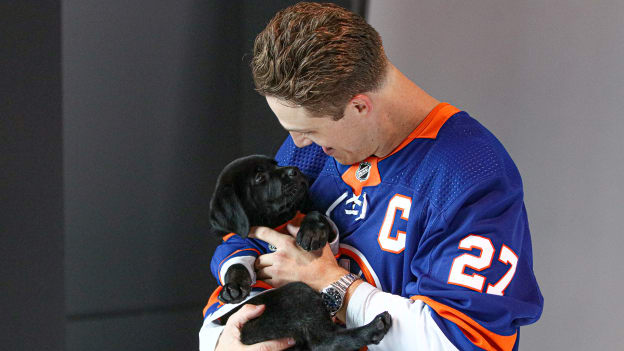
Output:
[320,273,360,317]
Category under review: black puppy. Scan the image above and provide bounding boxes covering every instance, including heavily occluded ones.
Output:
[209,155,334,303]
[207,155,391,350]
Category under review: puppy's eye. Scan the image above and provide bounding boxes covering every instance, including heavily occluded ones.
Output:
[254,173,266,185]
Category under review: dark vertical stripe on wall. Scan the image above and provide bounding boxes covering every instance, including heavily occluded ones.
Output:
[351,0,369,18]
[0,1,64,350]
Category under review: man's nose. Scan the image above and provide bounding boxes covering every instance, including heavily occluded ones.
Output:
[289,131,313,148]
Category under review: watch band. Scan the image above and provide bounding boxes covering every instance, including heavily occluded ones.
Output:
[320,273,360,317]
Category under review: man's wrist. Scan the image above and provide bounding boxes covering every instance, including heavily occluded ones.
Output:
[335,279,364,323]
[312,267,348,291]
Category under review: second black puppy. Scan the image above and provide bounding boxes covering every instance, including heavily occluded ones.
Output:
[207,155,391,350]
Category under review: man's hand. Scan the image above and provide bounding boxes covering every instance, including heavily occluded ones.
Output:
[215,304,295,351]
[250,224,347,291]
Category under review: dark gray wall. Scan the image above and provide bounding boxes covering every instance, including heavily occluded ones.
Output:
[62,2,230,349]
[62,1,356,350]
[369,0,624,349]
[2,1,361,350]
[1,1,64,350]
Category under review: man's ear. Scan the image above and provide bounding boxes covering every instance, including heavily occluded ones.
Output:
[208,184,250,237]
[349,94,373,115]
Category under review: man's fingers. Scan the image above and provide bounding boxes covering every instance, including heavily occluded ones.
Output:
[228,304,265,329]
[249,226,295,248]
[256,270,271,280]
[286,223,299,238]
[248,337,296,350]
[225,304,296,350]
[254,253,274,270]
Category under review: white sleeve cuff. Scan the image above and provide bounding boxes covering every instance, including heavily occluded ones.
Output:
[345,282,458,350]
[218,255,257,286]
[198,321,224,351]
[199,289,269,350]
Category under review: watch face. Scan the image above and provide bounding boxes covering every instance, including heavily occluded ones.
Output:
[322,287,342,313]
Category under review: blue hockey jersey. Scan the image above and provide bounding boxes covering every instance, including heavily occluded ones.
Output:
[274,103,544,350]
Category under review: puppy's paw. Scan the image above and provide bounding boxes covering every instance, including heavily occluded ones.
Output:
[219,282,251,304]
[364,311,392,345]
[296,211,332,251]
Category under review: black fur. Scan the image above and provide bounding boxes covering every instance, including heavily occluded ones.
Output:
[218,282,392,351]
[208,155,392,350]
[209,155,334,303]
[209,155,312,237]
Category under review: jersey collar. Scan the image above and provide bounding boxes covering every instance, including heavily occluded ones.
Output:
[341,103,460,196]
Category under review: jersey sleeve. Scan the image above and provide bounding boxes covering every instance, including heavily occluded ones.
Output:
[406,174,544,350]
[210,235,270,286]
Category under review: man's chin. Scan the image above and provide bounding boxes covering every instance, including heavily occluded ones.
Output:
[334,155,362,166]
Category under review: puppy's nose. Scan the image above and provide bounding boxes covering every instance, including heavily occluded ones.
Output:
[284,167,300,178]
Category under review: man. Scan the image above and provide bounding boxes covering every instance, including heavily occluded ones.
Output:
[200,2,543,350]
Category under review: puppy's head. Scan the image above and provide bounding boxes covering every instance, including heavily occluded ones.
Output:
[208,155,308,237]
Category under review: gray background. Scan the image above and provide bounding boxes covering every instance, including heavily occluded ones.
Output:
[3,0,621,350]
[368,0,624,349]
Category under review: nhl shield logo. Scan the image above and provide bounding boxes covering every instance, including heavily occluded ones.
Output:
[355,162,371,181]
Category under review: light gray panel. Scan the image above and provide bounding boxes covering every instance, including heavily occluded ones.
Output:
[369,0,624,349]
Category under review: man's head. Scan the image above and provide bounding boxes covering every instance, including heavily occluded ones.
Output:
[251,2,387,120]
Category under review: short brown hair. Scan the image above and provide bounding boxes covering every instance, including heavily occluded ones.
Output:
[251,2,387,120]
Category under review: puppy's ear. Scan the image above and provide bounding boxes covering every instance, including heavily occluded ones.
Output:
[208,184,250,237]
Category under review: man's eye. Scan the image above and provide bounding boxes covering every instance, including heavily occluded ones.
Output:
[254,173,266,184]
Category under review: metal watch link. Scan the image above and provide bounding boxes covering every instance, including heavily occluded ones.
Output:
[320,273,360,317]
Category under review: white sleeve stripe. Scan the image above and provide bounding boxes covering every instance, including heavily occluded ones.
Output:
[198,322,224,351]
[218,255,257,286]
[199,289,270,350]
[346,282,458,351]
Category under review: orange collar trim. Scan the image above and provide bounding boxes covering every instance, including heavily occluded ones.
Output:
[382,102,460,160]
[341,157,381,196]
[340,103,459,196]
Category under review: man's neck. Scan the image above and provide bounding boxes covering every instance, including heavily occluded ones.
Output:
[373,64,440,158]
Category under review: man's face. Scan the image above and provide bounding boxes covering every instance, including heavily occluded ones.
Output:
[266,96,376,165]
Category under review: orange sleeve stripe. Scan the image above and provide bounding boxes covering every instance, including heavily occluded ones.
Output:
[204,286,224,316]
[411,295,517,351]
[217,248,262,285]
[251,280,274,290]
[223,233,236,241]
[203,280,275,317]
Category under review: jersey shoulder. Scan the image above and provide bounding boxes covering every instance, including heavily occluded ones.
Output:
[395,112,523,210]
[275,136,330,182]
